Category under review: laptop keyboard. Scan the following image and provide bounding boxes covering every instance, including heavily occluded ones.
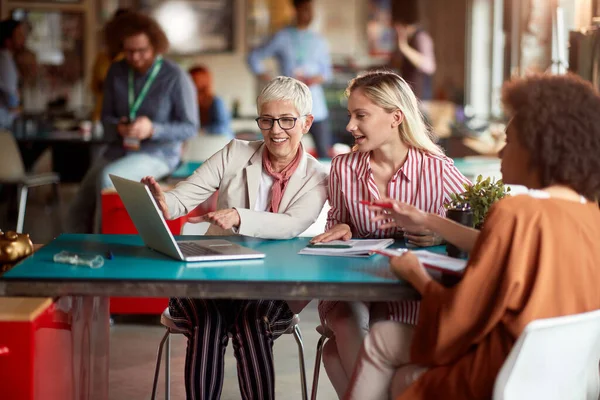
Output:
[178,242,221,256]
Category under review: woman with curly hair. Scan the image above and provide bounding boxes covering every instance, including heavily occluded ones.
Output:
[345,73,600,399]
[90,8,129,122]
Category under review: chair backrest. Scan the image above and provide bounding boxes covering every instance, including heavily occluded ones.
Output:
[0,130,26,182]
[493,309,600,400]
[182,133,232,162]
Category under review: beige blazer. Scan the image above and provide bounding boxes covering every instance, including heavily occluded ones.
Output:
[164,139,329,239]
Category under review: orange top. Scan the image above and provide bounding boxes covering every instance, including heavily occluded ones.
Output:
[400,193,600,399]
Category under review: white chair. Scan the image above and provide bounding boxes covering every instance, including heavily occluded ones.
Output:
[0,130,60,233]
[151,308,309,400]
[493,309,600,400]
[182,133,233,163]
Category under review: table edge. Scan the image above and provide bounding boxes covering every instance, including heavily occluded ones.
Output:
[0,280,420,302]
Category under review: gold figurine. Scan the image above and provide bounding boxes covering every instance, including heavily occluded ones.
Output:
[0,230,34,273]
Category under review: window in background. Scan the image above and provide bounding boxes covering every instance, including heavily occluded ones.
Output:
[148,0,235,54]
[246,0,294,49]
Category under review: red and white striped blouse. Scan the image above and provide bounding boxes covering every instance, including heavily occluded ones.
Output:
[319,147,471,325]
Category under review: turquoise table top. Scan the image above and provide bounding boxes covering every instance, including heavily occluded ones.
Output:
[452,157,501,180]
[170,161,203,179]
[0,234,446,301]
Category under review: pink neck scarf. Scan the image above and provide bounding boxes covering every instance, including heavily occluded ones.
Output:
[262,147,302,213]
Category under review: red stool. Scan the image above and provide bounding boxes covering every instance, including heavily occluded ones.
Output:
[0,298,74,400]
[101,189,187,236]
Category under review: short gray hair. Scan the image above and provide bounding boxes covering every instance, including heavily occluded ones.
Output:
[256,76,313,116]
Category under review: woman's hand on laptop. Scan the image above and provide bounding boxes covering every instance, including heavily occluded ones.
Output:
[141,176,171,219]
[187,209,240,230]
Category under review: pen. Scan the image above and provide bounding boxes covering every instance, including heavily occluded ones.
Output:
[373,249,408,257]
[307,244,353,249]
[357,200,395,209]
[105,251,114,260]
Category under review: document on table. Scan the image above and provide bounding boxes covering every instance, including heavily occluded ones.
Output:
[377,248,468,276]
[298,239,395,257]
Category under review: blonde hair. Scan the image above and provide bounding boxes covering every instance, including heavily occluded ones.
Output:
[346,70,443,156]
[257,76,313,116]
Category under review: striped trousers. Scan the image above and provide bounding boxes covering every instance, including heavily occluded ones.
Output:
[169,298,294,400]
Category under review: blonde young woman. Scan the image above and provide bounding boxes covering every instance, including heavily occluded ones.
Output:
[310,70,470,397]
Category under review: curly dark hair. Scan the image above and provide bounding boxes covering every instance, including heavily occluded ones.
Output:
[502,73,600,200]
[104,11,169,58]
[0,19,22,49]
[391,0,420,25]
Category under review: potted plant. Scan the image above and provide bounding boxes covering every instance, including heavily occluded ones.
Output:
[445,175,510,257]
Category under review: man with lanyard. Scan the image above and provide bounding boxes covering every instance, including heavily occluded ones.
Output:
[247,0,333,158]
[66,12,198,233]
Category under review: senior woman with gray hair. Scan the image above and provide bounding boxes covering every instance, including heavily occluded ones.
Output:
[142,76,328,400]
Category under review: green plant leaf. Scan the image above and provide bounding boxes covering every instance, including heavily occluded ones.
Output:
[452,174,510,228]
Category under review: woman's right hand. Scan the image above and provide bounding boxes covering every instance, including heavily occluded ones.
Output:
[370,199,429,232]
[310,224,352,243]
[141,176,171,220]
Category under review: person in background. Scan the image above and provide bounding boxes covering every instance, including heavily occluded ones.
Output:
[388,5,436,100]
[142,76,328,400]
[310,70,469,398]
[345,74,600,400]
[248,0,333,158]
[188,65,233,138]
[0,19,24,130]
[0,18,47,172]
[66,12,198,233]
[90,8,129,122]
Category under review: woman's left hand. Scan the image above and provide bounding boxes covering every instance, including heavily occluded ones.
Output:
[389,252,432,294]
[404,229,443,247]
[187,208,241,230]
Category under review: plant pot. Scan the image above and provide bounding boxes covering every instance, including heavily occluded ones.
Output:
[446,208,473,259]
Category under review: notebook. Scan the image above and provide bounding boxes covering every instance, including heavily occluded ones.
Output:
[298,238,395,257]
[375,248,468,276]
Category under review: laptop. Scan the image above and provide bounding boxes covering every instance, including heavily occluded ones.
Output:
[109,175,266,262]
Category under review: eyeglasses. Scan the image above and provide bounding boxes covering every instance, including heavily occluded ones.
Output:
[255,116,304,130]
[124,46,152,56]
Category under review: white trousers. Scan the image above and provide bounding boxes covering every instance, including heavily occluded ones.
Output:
[322,302,395,397]
[344,321,427,400]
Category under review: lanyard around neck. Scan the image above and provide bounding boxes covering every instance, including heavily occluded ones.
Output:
[128,56,163,120]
